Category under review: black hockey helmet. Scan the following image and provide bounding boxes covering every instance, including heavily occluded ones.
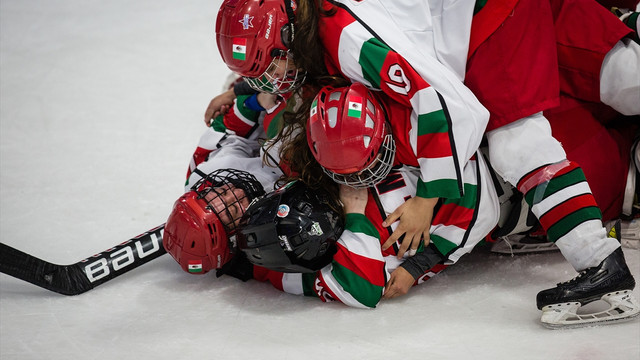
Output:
[237,181,344,273]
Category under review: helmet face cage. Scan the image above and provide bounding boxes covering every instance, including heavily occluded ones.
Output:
[191,169,266,234]
[324,131,396,188]
[243,51,306,94]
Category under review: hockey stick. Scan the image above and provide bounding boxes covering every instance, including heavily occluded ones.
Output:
[0,224,166,295]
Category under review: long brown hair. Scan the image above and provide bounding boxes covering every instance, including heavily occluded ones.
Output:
[265,0,343,208]
[289,0,335,82]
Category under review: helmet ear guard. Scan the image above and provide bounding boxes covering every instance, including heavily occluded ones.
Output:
[237,181,344,273]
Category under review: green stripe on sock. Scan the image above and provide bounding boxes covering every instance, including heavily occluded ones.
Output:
[546,206,603,242]
[524,168,586,206]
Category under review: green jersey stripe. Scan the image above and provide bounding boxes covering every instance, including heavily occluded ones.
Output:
[345,213,379,239]
[301,272,318,297]
[430,233,457,257]
[331,262,383,308]
[442,182,478,209]
[416,177,462,199]
[418,109,449,135]
[358,37,390,89]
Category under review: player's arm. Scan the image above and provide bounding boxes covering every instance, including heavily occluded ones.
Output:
[252,186,388,308]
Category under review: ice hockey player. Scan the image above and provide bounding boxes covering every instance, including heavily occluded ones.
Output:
[213,0,639,328]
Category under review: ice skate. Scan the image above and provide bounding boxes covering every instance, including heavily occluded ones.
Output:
[490,233,558,255]
[536,247,639,329]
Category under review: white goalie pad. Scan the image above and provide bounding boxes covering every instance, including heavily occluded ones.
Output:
[540,290,640,329]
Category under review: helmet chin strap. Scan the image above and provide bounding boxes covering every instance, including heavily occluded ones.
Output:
[284,0,296,45]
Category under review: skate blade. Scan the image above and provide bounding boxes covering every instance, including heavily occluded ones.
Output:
[540,290,640,329]
[490,236,558,255]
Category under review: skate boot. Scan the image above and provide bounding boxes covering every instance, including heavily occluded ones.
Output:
[536,247,639,329]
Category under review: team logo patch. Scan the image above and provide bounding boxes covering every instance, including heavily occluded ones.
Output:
[277,204,290,217]
[239,14,254,30]
[308,221,323,236]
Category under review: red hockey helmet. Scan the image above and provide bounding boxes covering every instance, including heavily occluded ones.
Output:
[307,83,396,188]
[163,169,265,275]
[215,0,305,94]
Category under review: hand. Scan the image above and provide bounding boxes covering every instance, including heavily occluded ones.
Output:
[381,196,438,259]
[339,185,368,214]
[256,92,279,111]
[204,89,236,126]
[382,267,415,299]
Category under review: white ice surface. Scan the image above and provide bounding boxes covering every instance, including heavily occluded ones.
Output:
[1,1,639,359]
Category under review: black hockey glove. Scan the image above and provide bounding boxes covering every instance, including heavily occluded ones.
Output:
[216,251,254,282]
[399,243,446,280]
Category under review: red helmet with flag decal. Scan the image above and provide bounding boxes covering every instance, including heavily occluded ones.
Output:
[163,169,265,275]
[215,0,305,94]
[306,83,396,188]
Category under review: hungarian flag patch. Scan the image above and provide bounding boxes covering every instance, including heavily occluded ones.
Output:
[232,38,247,61]
[188,260,203,273]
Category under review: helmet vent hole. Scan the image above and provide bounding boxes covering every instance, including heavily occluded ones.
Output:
[208,224,217,245]
[190,241,196,249]
[365,115,374,129]
[327,108,338,128]
[363,135,371,148]
[367,99,376,114]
